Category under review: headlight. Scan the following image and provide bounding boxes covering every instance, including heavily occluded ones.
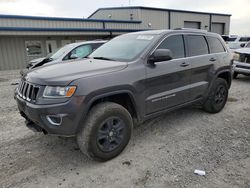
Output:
[43,86,76,98]
[233,53,240,61]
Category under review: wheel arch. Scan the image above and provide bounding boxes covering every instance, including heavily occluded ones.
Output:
[79,89,141,130]
[216,69,232,88]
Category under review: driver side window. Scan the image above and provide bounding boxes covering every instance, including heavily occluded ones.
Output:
[157,35,185,59]
[71,45,93,58]
[64,45,93,60]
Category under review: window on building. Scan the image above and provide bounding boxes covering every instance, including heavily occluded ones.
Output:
[206,36,225,53]
[186,35,209,57]
[157,35,185,59]
[25,41,42,56]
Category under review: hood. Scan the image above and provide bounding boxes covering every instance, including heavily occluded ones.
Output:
[29,57,46,64]
[234,47,250,55]
[27,57,46,69]
[24,59,127,86]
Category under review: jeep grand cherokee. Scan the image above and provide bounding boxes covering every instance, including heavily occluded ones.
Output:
[15,29,232,161]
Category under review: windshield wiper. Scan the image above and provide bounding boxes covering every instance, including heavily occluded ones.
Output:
[92,57,116,61]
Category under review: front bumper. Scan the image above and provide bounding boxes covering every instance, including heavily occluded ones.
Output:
[20,68,29,76]
[15,90,85,136]
[233,60,250,74]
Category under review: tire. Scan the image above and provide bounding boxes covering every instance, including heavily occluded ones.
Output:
[203,78,229,113]
[77,102,133,161]
[233,72,238,79]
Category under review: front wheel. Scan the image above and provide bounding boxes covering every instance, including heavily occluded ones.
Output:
[203,78,229,113]
[77,102,133,161]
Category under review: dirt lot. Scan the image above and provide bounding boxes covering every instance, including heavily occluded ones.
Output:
[0,70,249,188]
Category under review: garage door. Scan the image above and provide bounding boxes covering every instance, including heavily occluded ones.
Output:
[211,23,224,35]
[184,21,201,29]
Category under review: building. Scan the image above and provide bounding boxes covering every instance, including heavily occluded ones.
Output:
[0,6,231,70]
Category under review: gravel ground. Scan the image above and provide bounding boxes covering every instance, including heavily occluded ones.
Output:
[0,70,249,188]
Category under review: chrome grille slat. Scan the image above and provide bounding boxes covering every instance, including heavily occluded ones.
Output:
[26,84,31,101]
[246,56,250,63]
[22,83,28,99]
[19,81,25,96]
[18,80,39,103]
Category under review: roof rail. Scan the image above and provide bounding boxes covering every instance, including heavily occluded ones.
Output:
[174,28,207,32]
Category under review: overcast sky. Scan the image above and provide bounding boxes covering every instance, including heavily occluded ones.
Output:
[0,0,249,35]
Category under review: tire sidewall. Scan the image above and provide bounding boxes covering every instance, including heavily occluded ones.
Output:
[77,103,133,161]
[210,79,229,113]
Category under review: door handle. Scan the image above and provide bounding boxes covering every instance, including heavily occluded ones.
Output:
[210,57,217,62]
[180,62,190,67]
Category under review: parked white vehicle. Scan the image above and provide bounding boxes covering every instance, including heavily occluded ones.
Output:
[222,35,250,49]
[232,41,250,78]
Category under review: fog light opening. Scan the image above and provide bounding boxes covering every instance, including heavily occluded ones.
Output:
[46,115,62,126]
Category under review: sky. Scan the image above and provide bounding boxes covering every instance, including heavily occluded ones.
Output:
[0,0,249,35]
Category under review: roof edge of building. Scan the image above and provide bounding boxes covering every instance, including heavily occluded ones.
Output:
[0,14,142,24]
[88,6,232,18]
[0,26,145,33]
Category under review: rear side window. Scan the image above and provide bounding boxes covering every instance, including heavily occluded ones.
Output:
[239,37,250,42]
[206,37,226,53]
[185,35,209,57]
[223,37,237,42]
[157,35,185,59]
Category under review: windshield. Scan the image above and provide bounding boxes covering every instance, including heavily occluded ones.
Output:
[89,34,157,61]
[49,44,75,60]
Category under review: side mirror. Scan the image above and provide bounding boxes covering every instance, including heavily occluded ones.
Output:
[148,49,173,64]
[70,54,79,59]
[240,43,245,48]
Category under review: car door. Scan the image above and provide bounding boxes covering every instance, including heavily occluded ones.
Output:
[145,34,192,115]
[184,35,215,101]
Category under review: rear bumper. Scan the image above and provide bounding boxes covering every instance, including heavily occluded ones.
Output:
[15,90,86,136]
[233,61,250,74]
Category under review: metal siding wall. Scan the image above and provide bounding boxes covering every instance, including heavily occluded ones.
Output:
[0,18,103,29]
[211,15,230,35]
[0,31,110,36]
[105,22,140,30]
[0,36,102,70]
[90,9,140,21]
[140,9,169,29]
[170,12,210,30]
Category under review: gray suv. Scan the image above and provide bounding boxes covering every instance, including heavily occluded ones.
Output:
[15,29,232,161]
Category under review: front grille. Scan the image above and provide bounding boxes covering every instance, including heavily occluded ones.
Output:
[18,80,40,103]
[239,54,246,62]
[239,54,250,63]
[246,56,250,63]
[236,65,250,70]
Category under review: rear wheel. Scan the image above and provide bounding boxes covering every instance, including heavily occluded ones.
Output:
[77,102,133,161]
[203,78,228,113]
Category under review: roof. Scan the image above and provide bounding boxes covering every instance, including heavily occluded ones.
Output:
[121,29,216,37]
[126,29,169,35]
[0,27,144,33]
[0,14,141,23]
[73,40,107,45]
[88,6,232,18]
